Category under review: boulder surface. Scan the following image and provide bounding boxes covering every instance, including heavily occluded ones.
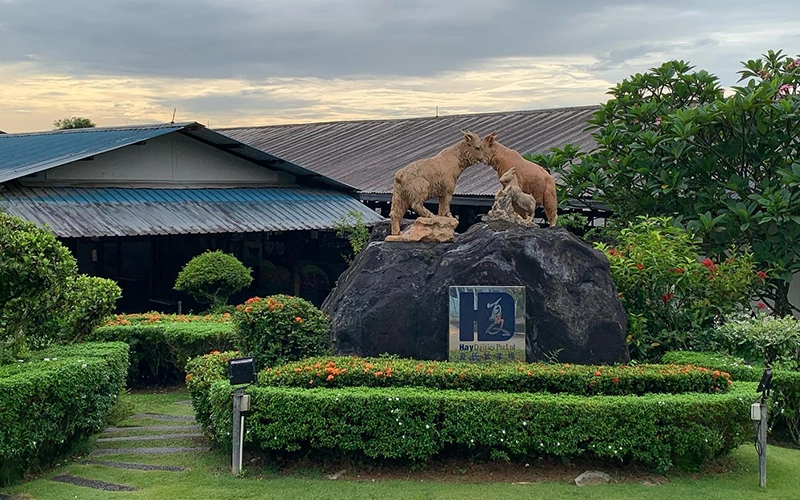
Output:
[322,221,629,364]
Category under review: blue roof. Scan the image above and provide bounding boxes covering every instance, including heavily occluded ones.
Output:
[0,124,186,184]
[1,184,384,237]
[0,122,356,191]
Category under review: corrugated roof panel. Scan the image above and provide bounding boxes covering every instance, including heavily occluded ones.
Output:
[0,185,384,238]
[0,124,189,184]
[221,106,599,196]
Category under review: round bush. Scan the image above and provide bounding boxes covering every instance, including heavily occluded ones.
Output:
[234,295,330,369]
[174,251,253,310]
[1,213,77,361]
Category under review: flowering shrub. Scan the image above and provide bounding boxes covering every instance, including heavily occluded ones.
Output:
[0,342,128,485]
[596,217,761,360]
[90,319,234,385]
[699,314,800,370]
[234,295,330,369]
[204,380,751,472]
[256,356,732,395]
[174,250,253,311]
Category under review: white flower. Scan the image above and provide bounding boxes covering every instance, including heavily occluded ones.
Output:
[44,358,50,361]
[425,424,430,429]
[82,364,88,368]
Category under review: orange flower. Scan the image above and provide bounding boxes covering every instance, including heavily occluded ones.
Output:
[612,376,620,384]
[294,368,302,373]
[295,316,303,324]
[210,350,220,355]
[375,371,384,377]
[326,374,334,381]
[185,374,192,381]
[595,371,602,377]
[244,306,252,313]
[309,379,314,385]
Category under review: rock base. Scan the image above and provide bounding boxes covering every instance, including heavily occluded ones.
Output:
[385,216,459,243]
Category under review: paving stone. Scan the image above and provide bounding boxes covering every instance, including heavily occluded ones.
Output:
[81,460,187,472]
[50,474,137,491]
[90,447,207,456]
[0,494,21,500]
[174,400,193,405]
[97,433,204,443]
[132,413,196,422]
[103,424,201,433]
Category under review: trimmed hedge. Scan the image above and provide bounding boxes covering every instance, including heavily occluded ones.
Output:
[661,351,763,382]
[258,356,733,395]
[185,350,241,430]
[206,380,753,472]
[90,321,234,385]
[0,342,129,485]
[662,350,800,445]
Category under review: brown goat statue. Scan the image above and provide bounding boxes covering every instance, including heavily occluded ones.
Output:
[482,132,558,226]
[389,130,484,235]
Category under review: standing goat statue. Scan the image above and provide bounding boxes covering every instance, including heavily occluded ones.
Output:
[482,132,558,226]
[389,130,484,235]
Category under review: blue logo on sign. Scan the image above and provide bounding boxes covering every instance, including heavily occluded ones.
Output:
[459,292,515,342]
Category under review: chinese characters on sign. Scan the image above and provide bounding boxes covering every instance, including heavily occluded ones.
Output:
[448,286,526,363]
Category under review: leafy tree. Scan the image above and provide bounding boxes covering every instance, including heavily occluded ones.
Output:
[174,250,253,310]
[540,51,800,316]
[53,116,95,129]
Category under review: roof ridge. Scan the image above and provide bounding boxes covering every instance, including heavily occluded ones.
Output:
[219,105,600,131]
[0,122,196,138]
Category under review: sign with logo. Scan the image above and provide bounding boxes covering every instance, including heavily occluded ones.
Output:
[448,286,526,363]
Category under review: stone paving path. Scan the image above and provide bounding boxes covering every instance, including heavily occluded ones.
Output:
[47,409,206,492]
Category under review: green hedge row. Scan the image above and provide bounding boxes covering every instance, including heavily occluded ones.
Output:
[662,350,800,445]
[206,380,753,472]
[0,342,129,485]
[90,322,234,385]
[259,356,733,395]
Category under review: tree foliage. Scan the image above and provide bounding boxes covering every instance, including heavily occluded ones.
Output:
[53,116,95,129]
[543,51,800,316]
[174,250,253,310]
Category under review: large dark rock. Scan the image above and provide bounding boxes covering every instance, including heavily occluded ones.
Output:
[322,221,629,364]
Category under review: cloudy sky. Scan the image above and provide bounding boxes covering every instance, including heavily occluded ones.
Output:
[1,0,798,132]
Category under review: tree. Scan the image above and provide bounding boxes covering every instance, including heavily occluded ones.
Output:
[53,116,95,129]
[174,250,253,311]
[540,51,800,317]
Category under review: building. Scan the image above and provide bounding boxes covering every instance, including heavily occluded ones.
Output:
[0,122,383,311]
[221,106,608,230]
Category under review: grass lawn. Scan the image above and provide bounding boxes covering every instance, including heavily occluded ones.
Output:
[3,387,799,500]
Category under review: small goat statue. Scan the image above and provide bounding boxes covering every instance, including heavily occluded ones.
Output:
[389,130,483,235]
[497,167,537,222]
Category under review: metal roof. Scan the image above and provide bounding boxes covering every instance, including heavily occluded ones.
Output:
[0,122,355,191]
[221,106,599,197]
[0,184,384,238]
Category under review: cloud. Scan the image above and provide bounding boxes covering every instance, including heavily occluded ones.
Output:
[0,0,799,131]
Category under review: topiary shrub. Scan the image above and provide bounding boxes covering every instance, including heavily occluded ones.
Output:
[0,214,122,362]
[595,216,761,361]
[234,295,330,369]
[64,275,122,343]
[174,250,253,311]
[1,213,76,361]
